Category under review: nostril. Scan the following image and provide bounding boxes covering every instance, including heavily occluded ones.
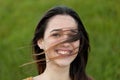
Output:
[61,42,71,48]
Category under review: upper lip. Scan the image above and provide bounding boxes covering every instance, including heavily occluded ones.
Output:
[55,48,72,53]
[55,48,72,51]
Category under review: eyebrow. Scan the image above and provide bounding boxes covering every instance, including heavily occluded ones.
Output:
[50,27,78,32]
[50,29,62,33]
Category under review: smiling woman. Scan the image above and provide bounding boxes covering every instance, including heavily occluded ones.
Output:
[38,15,80,68]
[24,6,92,80]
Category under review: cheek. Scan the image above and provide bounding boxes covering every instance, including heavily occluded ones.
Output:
[72,40,80,51]
[43,39,59,59]
[43,38,56,50]
[74,40,80,47]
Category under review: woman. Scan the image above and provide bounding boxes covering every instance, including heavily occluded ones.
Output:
[25,6,91,80]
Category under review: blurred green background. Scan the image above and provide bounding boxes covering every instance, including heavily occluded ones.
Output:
[0,0,120,80]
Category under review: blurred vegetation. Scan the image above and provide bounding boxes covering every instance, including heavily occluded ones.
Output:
[0,0,120,80]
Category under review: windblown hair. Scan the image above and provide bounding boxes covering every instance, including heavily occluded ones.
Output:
[32,6,90,80]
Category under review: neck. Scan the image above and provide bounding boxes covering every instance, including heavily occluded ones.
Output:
[43,62,71,80]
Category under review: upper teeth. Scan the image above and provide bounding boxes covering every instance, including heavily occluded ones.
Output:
[57,50,70,54]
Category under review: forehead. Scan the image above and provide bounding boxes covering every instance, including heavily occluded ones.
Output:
[46,15,78,32]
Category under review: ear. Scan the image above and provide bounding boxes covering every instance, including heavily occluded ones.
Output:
[37,39,44,49]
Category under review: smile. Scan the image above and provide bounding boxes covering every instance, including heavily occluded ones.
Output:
[55,49,72,55]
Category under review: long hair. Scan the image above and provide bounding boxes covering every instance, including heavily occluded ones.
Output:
[32,6,90,80]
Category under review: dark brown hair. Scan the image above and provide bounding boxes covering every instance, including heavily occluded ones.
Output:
[32,6,90,80]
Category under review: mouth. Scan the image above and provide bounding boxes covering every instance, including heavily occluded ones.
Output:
[55,49,73,56]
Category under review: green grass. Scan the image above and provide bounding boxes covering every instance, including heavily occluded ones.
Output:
[0,0,120,80]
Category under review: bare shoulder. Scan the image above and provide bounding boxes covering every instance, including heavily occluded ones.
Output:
[23,75,42,80]
[33,74,44,80]
[23,77,33,80]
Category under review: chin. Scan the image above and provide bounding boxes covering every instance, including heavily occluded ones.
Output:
[53,58,74,67]
[46,50,77,67]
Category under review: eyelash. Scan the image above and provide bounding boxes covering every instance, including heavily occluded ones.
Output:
[50,29,78,39]
[51,33,61,38]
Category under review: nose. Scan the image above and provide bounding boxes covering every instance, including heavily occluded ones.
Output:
[60,41,71,48]
[60,34,72,47]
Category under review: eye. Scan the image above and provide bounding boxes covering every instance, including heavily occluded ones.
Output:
[51,33,62,38]
[70,29,78,34]
[67,30,78,36]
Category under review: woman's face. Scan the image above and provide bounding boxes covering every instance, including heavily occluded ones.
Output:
[38,15,80,67]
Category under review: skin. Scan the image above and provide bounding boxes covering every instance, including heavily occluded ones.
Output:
[34,15,80,80]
